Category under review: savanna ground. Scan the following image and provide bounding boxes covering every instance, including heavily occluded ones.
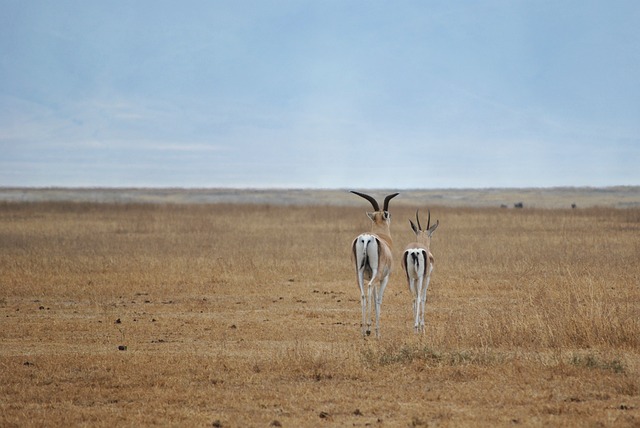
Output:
[1,191,639,426]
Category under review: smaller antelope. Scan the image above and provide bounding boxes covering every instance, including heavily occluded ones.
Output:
[351,191,399,338]
[402,209,439,334]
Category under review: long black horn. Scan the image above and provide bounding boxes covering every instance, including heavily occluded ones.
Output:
[350,191,380,211]
[427,209,431,230]
[383,192,399,211]
[415,209,422,231]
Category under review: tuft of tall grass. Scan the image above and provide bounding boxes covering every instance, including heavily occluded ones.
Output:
[569,353,625,373]
[360,341,499,368]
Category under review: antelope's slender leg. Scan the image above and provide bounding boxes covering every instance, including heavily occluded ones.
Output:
[374,273,390,338]
[357,270,367,337]
[409,277,418,332]
[414,275,423,333]
[366,277,375,335]
[420,264,433,333]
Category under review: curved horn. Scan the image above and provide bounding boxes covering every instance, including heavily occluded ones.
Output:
[350,191,379,211]
[415,209,422,231]
[427,209,431,230]
[383,192,400,212]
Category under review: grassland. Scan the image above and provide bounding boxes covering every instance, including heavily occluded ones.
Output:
[1,196,639,426]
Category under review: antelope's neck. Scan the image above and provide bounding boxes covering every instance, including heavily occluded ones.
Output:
[374,232,393,248]
[417,236,431,249]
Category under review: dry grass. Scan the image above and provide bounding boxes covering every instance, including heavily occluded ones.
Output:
[1,199,639,427]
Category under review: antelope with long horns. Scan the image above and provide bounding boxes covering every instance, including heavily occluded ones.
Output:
[350,191,399,338]
[402,209,439,334]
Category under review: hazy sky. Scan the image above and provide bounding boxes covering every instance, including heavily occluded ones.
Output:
[1,1,639,188]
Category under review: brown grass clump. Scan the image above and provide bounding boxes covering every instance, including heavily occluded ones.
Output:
[1,199,639,426]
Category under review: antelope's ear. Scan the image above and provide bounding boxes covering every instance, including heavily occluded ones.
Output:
[367,212,376,221]
[409,219,419,234]
[428,220,439,235]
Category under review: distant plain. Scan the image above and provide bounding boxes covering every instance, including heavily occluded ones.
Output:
[1,186,639,208]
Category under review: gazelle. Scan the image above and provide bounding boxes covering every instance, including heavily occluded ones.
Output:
[350,191,399,338]
[402,209,439,334]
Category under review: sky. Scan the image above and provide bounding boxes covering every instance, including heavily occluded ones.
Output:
[1,1,639,189]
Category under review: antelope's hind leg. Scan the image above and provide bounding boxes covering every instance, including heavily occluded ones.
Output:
[408,277,419,333]
[358,276,368,337]
[414,276,424,333]
[419,265,434,333]
[373,273,390,338]
[365,279,376,336]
